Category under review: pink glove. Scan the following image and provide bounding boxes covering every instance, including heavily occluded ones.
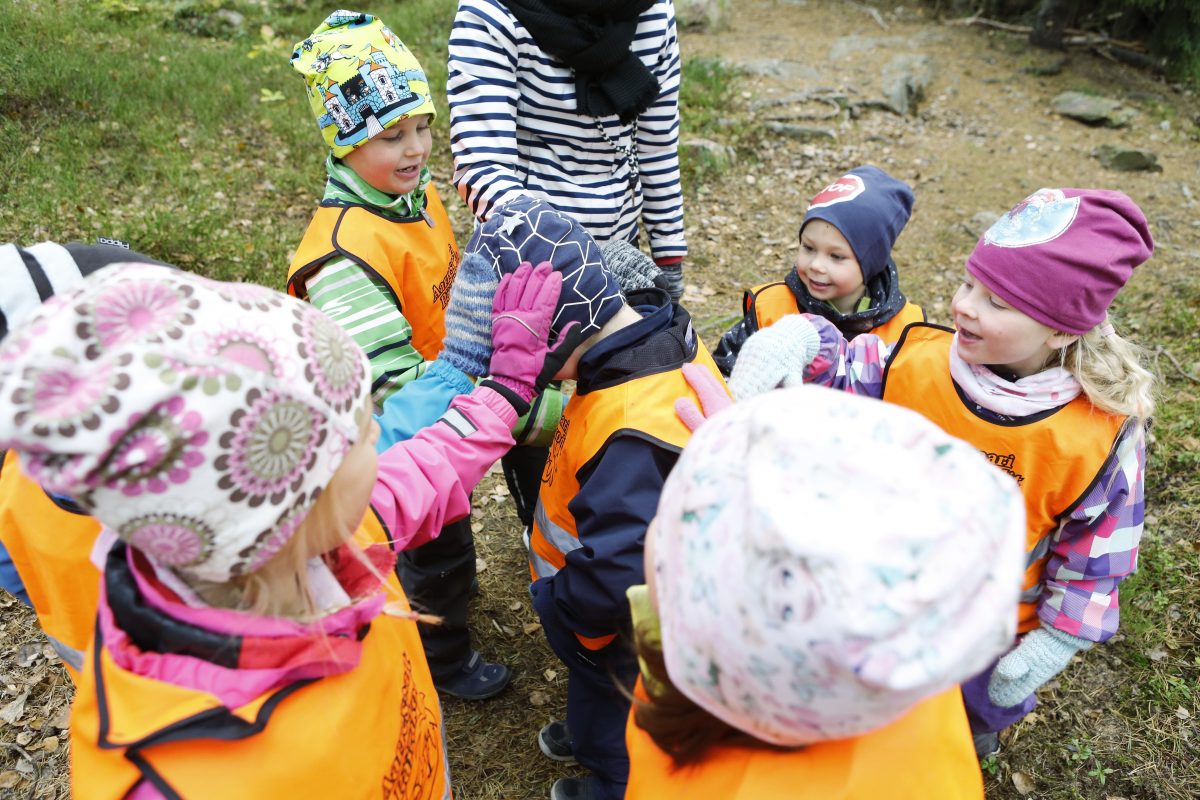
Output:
[674,362,734,431]
[482,261,583,411]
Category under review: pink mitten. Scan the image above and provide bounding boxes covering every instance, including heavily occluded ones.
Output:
[675,362,734,431]
[483,262,582,409]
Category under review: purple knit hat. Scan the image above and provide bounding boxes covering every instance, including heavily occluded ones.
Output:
[966,188,1153,335]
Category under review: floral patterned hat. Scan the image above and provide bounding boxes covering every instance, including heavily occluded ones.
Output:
[653,385,1027,746]
[0,263,369,583]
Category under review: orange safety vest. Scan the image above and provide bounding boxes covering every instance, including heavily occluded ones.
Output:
[881,324,1126,632]
[0,450,100,678]
[70,511,450,800]
[529,341,726,648]
[287,186,460,361]
[624,681,983,799]
[745,281,925,342]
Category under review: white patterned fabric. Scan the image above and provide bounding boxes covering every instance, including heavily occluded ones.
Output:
[466,196,624,338]
[0,263,370,582]
[652,385,1027,745]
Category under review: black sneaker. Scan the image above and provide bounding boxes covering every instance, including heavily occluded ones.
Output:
[538,720,576,763]
[974,731,1000,758]
[550,777,596,800]
[436,651,510,701]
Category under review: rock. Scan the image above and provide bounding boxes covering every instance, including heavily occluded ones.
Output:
[680,138,737,170]
[739,59,821,82]
[675,0,729,31]
[763,122,837,141]
[882,54,935,116]
[1093,144,1162,172]
[1051,91,1137,127]
[963,210,1003,238]
[829,35,905,61]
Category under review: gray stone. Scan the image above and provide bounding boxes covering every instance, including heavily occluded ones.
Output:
[829,35,906,61]
[1093,144,1162,172]
[680,138,738,170]
[963,210,1004,238]
[763,122,837,141]
[1051,92,1137,127]
[882,54,935,116]
[740,59,821,82]
[675,0,729,31]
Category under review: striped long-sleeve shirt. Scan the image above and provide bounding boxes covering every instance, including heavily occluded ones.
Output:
[800,315,1146,643]
[447,0,688,261]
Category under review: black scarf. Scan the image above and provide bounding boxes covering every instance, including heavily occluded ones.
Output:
[501,0,660,123]
[784,259,911,338]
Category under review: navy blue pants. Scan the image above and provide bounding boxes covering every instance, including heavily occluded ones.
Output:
[397,515,476,681]
[533,582,637,800]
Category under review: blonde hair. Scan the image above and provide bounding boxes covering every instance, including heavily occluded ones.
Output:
[1052,320,1156,420]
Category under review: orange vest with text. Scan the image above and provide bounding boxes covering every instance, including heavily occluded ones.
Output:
[881,324,1126,632]
[625,682,983,799]
[745,281,925,343]
[288,186,460,361]
[0,450,100,679]
[70,512,450,800]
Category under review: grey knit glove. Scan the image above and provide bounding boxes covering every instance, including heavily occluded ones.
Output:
[601,239,663,294]
[437,252,499,378]
[987,626,1092,708]
[727,314,820,401]
[658,261,685,302]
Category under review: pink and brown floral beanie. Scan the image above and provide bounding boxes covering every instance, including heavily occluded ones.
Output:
[0,263,370,583]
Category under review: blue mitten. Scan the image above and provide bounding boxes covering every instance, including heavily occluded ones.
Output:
[727,314,820,401]
[987,626,1092,708]
[438,252,499,377]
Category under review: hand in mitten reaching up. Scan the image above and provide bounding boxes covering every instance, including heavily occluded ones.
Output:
[481,261,583,414]
[727,314,820,401]
[437,252,499,378]
[602,239,665,295]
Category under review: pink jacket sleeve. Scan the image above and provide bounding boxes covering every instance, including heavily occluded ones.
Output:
[369,386,518,552]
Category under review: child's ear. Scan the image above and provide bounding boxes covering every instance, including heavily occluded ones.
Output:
[1047,331,1080,350]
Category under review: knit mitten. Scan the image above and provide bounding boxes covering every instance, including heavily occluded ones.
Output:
[727,314,820,401]
[601,239,662,294]
[987,626,1092,708]
[438,252,499,377]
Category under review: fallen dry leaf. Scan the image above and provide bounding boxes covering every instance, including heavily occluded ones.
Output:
[0,690,29,725]
[1011,771,1036,795]
[1175,706,1190,719]
[522,622,542,635]
[543,669,558,682]
[529,690,550,707]
[508,601,522,612]
[0,771,22,790]
[48,705,71,730]
[475,558,489,574]
[471,522,483,534]
[39,735,59,753]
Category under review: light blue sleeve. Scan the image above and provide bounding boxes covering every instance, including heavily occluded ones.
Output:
[374,359,476,452]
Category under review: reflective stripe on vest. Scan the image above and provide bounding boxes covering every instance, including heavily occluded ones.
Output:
[625,679,984,799]
[70,511,450,800]
[880,323,1125,633]
[287,185,459,361]
[0,449,100,681]
[747,281,925,342]
[528,340,726,580]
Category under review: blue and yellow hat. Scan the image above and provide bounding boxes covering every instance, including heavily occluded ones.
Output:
[291,10,436,157]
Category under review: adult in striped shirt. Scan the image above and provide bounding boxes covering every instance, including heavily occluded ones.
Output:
[448,0,689,299]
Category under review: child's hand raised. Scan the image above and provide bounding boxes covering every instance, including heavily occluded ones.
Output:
[482,261,582,412]
[727,314,821,401]
[675,363,733,432]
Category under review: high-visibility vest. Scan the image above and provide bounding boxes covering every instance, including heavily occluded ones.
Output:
[881,324,1126,632]
[0,450,100,678]
[625,680,983,799]
[288,186,460,361]
[744,281,925,342]
[529,340,725,585]
[70,511,450,800]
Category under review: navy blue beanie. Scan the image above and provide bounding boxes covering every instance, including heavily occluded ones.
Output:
[466,196,624,338]
[799,165,914,283]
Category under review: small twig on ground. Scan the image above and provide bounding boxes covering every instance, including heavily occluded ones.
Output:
[944,15,1145,51]
[847,1,888,31]
[1154,346,1200,384]
[2,743,41,784]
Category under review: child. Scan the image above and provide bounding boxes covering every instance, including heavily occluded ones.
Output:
[729,187,1155,757]
[288,10,512,698]
[624,385,1028,797]
[0,259,565,798]
[466,196,729,800]
[0,239,168,677]
[713,165,924,376]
